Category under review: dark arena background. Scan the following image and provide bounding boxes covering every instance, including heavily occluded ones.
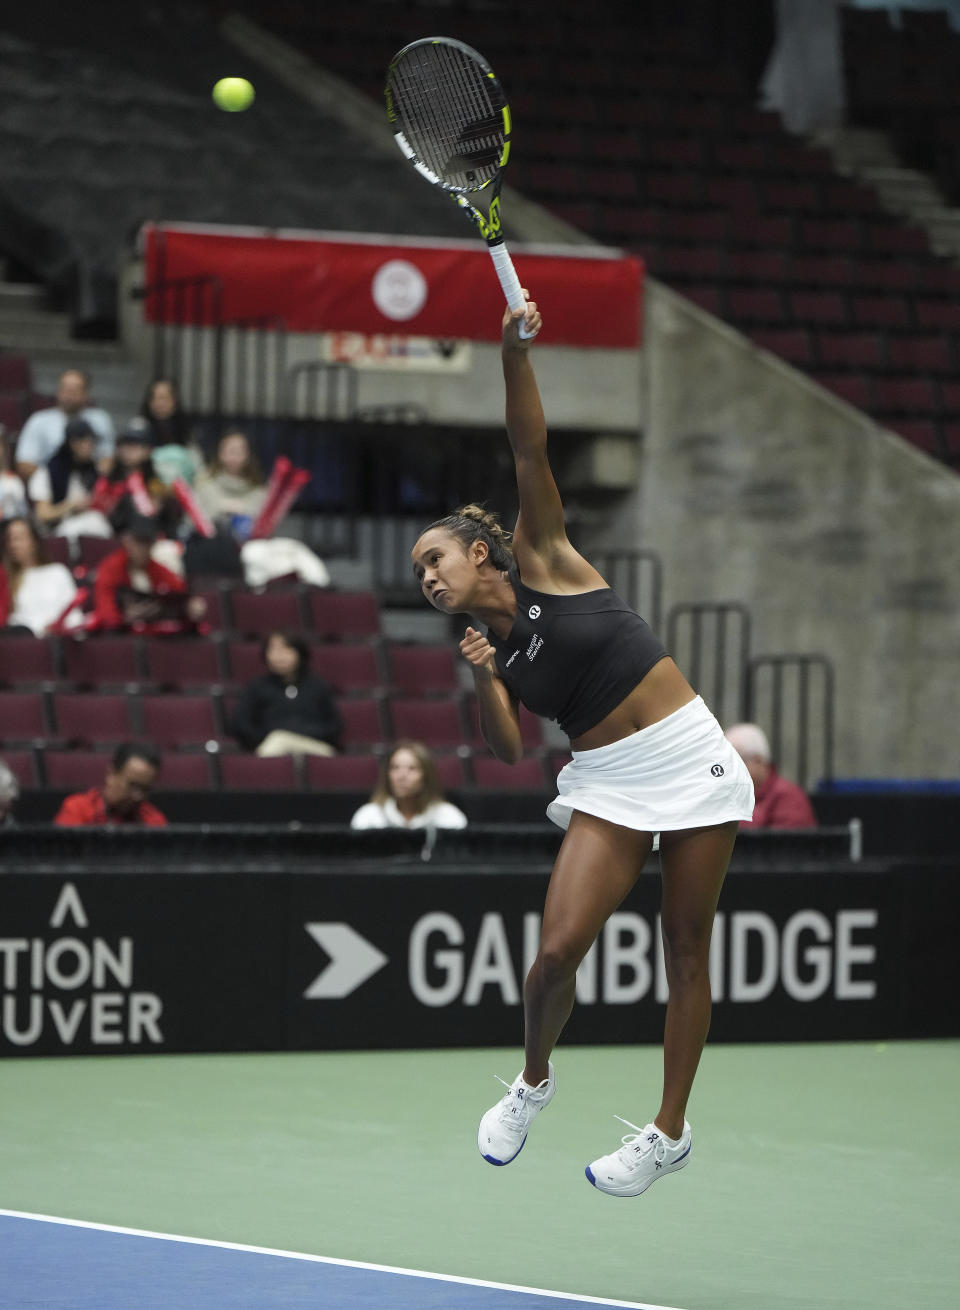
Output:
[0,3,958,1308]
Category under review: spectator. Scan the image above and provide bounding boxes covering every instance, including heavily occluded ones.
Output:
[0,758,20,826]
[103,419,181,539]
[28,417,112,539]
[93,514,203,631]
[350,740,468,831]
[0,431,28,522]
[0,516,80,636]
[140,378,204,486]
[53,742,167,827]
[194,430,268,537]
[230,630,342,757]
[14,369,114,480]
[724,723,818,829]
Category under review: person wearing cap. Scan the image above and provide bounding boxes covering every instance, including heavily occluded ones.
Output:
[14,369,115,481]
[92,514,200,631]
[27,418,113,539]
[724,723,818,829]
[103,419,182,539]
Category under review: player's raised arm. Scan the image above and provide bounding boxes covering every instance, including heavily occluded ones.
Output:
[502,299,605,591]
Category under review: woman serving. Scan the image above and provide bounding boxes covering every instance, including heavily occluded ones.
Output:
[411,297,753,1198]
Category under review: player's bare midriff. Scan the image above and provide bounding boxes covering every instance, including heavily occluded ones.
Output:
[568,657,697,752]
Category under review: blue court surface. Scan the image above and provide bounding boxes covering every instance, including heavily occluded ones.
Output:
[0,1211,683,1310]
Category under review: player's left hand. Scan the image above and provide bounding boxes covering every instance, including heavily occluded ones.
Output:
[502,292,540,348]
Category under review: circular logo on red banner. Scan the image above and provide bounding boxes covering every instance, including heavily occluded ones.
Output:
[372,259,427,321]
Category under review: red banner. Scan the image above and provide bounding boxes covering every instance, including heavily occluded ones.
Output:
[143,224,642,348]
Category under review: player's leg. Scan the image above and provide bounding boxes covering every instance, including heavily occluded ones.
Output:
[479,812,652,1166]
[584,821,736,1196]
[654,821,737,1138]
[524,811,654,1084]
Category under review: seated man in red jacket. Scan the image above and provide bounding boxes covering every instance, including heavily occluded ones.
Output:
[54,741,167,827]
[93,514,202,631]
[724,722,818,829]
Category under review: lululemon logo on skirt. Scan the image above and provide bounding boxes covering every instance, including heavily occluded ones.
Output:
[528,605,541,620]
[372,259,427,321]
[710,763,725,777]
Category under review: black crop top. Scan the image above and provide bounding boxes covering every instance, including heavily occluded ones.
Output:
[487,578,668,739]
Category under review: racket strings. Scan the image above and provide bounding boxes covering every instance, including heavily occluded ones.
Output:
[389,42,504,190]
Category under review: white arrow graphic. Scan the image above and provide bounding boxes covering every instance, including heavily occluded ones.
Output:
[303,923,389,999]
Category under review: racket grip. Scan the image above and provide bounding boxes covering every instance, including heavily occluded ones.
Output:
[489,243,535,340]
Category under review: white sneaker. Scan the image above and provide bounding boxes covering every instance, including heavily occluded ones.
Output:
[477,1063,556,1166]
[585,1117,692,1197]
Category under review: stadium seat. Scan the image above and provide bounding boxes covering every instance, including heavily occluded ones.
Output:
[1,748,40,788]
[219,754,301,790]
[138,695,220,748]
[817,332,886,369]
[886,337,954,374]
[0,691,48,744]
[814,373,874,409]
[751,329,814,367]
[311,643,382,694]
[153,752,216,789]
[44,537,73,567]
[145,637,223,689]
[789,291,848,327]
[62,636,142,688]
[224,641,263,685]
[386,644,460,696]
[43,750,111,791]
[0,353,31,390]
[0,636,57,687]
[339,698,386,749]
[472,756,549,789]
[307,590,380,640]
[230,589,304,637]
[874,378,939,413]
[433,753,469,790]
[304,754,380,790]
[76,536,118,570]
[51,693,134,746]
[387,698,466,749]
[470,700,544,751]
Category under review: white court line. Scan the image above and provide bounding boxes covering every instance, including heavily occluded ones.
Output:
[0,1209,687,1310]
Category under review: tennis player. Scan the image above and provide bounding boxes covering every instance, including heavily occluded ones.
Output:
[411,297,754,1197]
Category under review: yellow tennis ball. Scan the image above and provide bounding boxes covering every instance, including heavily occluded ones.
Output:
[213,77,255,112]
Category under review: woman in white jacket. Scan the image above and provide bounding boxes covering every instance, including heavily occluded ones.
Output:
[350,740,467,831]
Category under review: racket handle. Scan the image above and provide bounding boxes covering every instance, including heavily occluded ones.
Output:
[489,243,536,340]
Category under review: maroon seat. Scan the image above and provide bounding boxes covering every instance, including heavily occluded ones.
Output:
[0,748,39,787]
[800,219,862,254]
[386,644,460,697]
[62,636,141,688]
[219,754,300,790]
[886,336,953,374]
[139,695,219,747]
[304,754,380,790]
[0,636,57,687]
[154,753,216,789]
[473,756,549,789]
[0,354,31,391]
[867,223,929,256]
[891,420,939,453]
[77,536,118,570]
[43,750,111,790]
[470,701,543,751]
[44,537,73,568]
[230,589,304,637]
[814,373,874,409]
[307,590,380,640]
[789,292,848,327]
[224,641,263,685]
[915,300,960,331]
[852,296,911,330]
[873,377,939,413]
[817,332,885,369]
[434,753,469,790]
[312,643,382,694]
[340,698,386,749]
[728,287,784,324]
[388,698,465,749]
[790,256,857,288]
[52,693,134,746]
[145,637,223,689]
[0,691,47,743]
[751,330,814,366]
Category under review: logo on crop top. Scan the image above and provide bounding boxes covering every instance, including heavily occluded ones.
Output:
[526,634,543,661]
[710,763,725,777]
[505,650,519,667]
[528,604,541,620]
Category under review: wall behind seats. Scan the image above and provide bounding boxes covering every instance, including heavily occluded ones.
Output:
[591,279,960,780]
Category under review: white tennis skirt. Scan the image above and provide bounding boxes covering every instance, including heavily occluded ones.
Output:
[546,696,755,834]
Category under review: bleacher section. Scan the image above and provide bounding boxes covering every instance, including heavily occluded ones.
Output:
[0,584,563,795]
[246,0,960,469]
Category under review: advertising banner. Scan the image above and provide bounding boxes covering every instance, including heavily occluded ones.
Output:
[1,864,948,1058]
[143,223,642,348]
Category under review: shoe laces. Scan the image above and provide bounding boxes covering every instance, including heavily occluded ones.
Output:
[492,1074,535,1124]
[612,1116,666,1168]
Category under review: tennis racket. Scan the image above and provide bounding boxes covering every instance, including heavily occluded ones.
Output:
[385,36,534,337]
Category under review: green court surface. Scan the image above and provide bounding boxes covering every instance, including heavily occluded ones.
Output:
[2,1041,958,1309]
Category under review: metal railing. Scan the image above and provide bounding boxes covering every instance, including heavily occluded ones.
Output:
[136,274,223,413]
[285,361,358,421]
[666,601,752,729]
[745,653,835,788]
[592,548,664,634]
